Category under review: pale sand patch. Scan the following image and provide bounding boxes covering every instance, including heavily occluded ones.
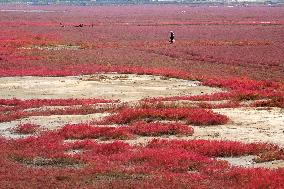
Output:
[0,74,223,102]
[207,107,284,147]
[25,103,119,113]
[147,107,284,148]
[20,45,82,51]
[218,156,284,169]
[0,113,109,139]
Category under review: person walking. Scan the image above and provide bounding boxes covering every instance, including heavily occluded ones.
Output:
[169,31,175,44]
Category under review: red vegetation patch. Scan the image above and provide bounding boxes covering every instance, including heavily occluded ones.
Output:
[101,108,229,126]
[252,96,284,108]
[145,89,284,108]
[0,105,108,123]
[58,124,133,140]
[147,139,283,161]
[57,122,193,140]
[202,77,284,91]
[0,134,283,188]
[0,98,115,110]
[14,123,40,134]
[129,121,193,136]
[0,98,117,123]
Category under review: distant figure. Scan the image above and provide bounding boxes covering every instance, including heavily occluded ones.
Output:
[60,22,64,27]
[75,24,84,28]
[169,31,175,44]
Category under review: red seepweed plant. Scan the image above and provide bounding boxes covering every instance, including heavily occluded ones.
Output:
[100,108,229,126]
[0,98,118,123]
[58,124,133,140]
[129,121,193,136]
[57,121,194,140]
[14,123,40,134]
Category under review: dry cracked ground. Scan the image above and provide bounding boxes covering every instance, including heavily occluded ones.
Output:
[0,73,283,169]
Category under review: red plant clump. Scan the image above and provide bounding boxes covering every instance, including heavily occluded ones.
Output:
[129,121,193,136]
[146,90,265,102]
[0,103,117,123]
[0,111,27,123]
[125,148,216,173]
[101,108,229,126]
[0,98,115,110]
[58,124,133,140]
[251,96,284,108]
[0,98,118,123]
[14,123,40,134]
[0,63,193,80]
[145,89,284,108]
[0,108,89,123]
[57,122,193,140]
[202,77,284,91]
[9,133,65,160]
[146,139,283,161]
